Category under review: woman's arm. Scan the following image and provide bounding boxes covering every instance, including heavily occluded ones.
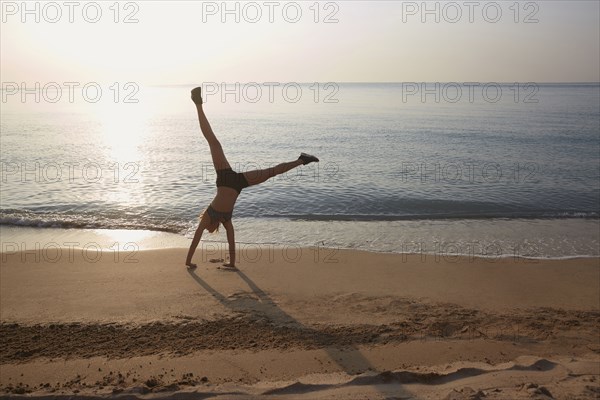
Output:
[186,213,209,268]
[223,220,236,267]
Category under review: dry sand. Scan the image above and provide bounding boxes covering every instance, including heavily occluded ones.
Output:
[0,246,599,399]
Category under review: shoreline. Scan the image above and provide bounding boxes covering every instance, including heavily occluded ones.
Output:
[1,224,599,260]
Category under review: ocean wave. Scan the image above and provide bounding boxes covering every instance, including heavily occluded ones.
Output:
[0,209,187,234]
[280,211,599,221]
[1,209,598,233]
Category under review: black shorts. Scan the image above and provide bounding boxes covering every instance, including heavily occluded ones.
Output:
[216,168,249,194]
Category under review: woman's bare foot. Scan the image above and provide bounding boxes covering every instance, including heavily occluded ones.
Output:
[186,261,197,270]
[191,87,203,105]
[221,263,237,269]
[299,153,319,165]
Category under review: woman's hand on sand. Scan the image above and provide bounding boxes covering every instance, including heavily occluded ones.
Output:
[186,262,197,270]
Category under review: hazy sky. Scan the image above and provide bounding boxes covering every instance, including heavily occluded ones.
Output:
[1,1,599,84]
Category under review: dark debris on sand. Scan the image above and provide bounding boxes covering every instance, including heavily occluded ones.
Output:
[1,305,598,362]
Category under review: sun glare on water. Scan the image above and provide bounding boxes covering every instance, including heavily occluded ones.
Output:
[91,90,161,207]
[96,101,150,162]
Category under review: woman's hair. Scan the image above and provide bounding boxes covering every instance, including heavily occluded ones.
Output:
[199,209,219,233]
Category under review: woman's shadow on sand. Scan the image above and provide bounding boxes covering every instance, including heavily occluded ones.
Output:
[186,267,415,397]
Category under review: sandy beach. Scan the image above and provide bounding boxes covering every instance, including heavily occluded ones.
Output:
[0,245,598,399]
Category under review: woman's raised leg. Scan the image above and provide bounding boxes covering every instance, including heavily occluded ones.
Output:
[192,87,230,171]
[243,153,319,186]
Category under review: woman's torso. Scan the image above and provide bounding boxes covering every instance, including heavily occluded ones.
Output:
[211,187,239,212]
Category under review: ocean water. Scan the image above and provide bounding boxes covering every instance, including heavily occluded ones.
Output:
[1,83,599,258]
